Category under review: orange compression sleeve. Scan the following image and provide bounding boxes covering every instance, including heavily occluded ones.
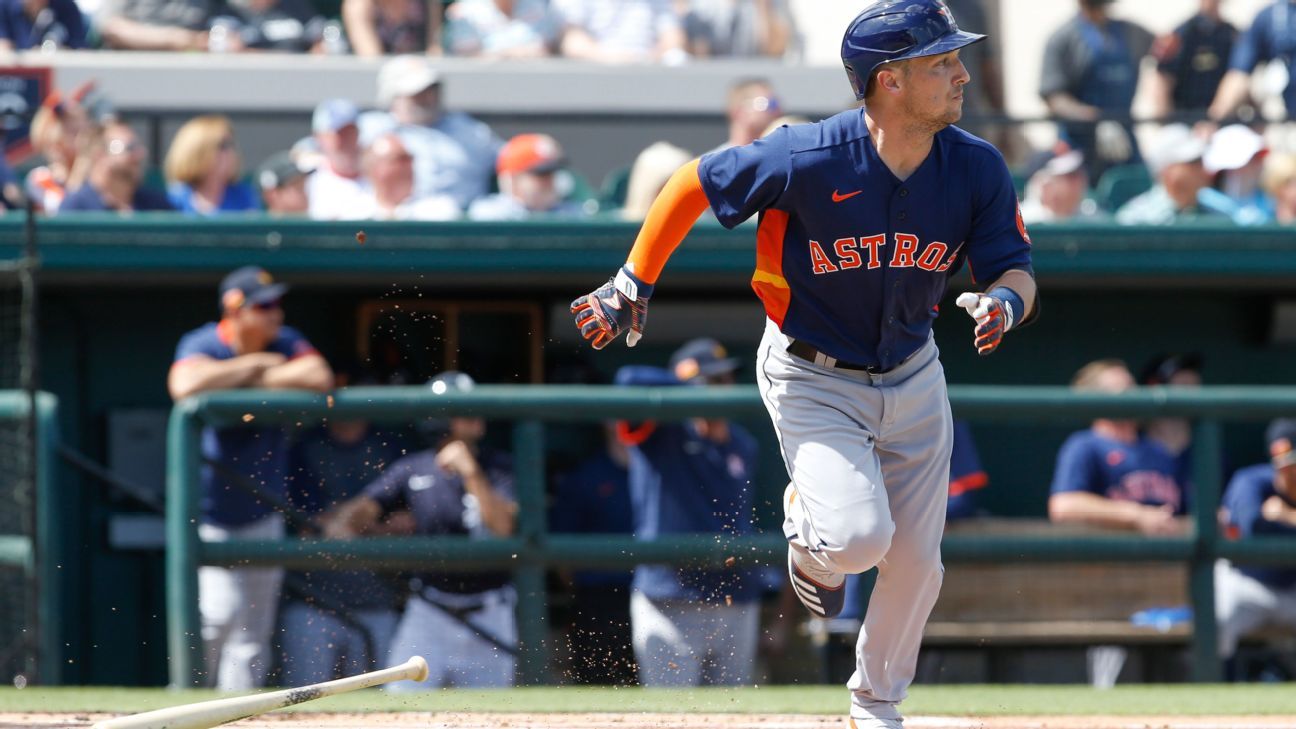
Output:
[625,158,711,284]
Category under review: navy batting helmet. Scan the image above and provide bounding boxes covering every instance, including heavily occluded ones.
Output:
[841,0,986,101]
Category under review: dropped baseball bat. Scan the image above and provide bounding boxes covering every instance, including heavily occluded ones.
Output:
[92,655,429,729]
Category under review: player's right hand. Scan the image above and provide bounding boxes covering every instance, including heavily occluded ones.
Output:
[571,266,654,350]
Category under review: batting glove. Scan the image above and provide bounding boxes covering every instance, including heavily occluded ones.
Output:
[956,291,1017,356]
[571,267,654,350]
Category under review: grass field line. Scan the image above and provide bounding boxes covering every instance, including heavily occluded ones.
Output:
[2,685,1296,716]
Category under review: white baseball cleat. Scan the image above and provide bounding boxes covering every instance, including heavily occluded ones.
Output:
[787,545,846,618]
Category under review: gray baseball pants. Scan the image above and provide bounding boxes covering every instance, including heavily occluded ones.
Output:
[756,319,952,723]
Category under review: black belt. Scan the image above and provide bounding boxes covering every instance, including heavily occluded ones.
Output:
[787,340,890,373]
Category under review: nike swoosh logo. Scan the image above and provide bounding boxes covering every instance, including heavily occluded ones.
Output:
[832,189,862,203]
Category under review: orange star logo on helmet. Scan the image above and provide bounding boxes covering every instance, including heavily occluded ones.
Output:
[257,271,274,285]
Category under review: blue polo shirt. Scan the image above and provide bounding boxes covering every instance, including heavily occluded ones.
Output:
[362,446,515,595]
[1229,1,1296,113]
[1050,430,1187,514]
[0,0,85,49]
[167,181,262,215]
[1222,463,1296,589]
[698,110,1033,371]
[172,321,319,527]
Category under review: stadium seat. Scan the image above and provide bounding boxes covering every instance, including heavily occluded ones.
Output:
[1094,164,1152,212]
[598,165,631,210]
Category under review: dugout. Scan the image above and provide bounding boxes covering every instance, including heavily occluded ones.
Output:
[10,216,1296,685]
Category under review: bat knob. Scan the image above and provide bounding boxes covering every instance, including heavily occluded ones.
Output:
[407,655,429,683]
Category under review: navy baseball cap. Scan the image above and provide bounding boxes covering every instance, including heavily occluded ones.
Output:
[670,338,740,382]
[219,266,288,310]
[1268,419,1296,469]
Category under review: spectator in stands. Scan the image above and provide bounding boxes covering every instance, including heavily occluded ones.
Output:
[1040,0,1153,181]
[322,371,519,690]
[944,0,1011,155]
[359,56,503,208]
[711,78,782,153]
[615,338,764,687]
[307,99,365,221]
[468,133,589,221]
[1048,359,1189,536]
[355,132,459,220]
[1139,352,1204,491]
[1201,124,1274,225]
[621,141,692,220]
[0,0,87,50]
[1210,0,1296,122]
[216,0,331,53]
[26,84,103,214]
[277,368,409,687]
[1262,152,1296,224]
[342,0,441,56]
[682,0,792,59]
[99,0,219,50]
[254,151,312,216]
[1116,124,1228,225]
[165,115,261,215]
[1150,0,1236,118]
[443,0,560,58]
[549,421,637,686]
[60,121,174,213]
[553,0,687,65]
[1217,419,1296,675]
[1019,142,1102,224]
[168,266,333,689]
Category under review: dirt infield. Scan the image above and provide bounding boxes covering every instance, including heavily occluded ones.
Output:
[6,713,1296,729]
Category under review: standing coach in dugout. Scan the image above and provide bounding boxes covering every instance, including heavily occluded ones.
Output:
[168,266,333,689]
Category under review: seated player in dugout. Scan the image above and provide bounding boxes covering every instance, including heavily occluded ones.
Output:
[320,371,520,690]
[1048,359,1190,536]
[571,1,1037,725]
[1217,419,1296,678]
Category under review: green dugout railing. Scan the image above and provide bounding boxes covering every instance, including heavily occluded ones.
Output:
[166,386,1296,688]
[0,391,62,684]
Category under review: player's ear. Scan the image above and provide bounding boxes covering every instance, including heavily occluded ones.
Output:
[877,65,904,96]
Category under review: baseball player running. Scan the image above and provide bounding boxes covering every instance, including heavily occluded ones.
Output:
[571,2,1037,725]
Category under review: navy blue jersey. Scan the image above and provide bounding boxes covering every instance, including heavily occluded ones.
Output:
[362,446,515,594]
[697,110,1032,371]
[615,366,763,604]
[1229,1,1296,113]
[550,448,634,589]
[172,321,318,527]
[1050,430,1186,514]
[1222,463,1296,589]
[287,425,409,610]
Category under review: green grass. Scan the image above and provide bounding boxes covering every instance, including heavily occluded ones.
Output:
[2,685,1296,716]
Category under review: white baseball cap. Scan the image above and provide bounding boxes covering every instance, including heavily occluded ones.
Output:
[1144,124,1207,175]
[376,56,441,108]
[1203,124,1267,174]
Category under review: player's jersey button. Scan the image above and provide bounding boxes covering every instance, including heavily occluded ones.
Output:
[898,211,907,220]
[899,188,909,197]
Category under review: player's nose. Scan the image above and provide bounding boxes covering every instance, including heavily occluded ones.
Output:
[954,58,970,86]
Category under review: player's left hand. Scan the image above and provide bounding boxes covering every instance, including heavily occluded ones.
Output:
[955,292,1013,356]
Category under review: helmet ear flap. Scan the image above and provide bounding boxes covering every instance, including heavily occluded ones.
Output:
[843,63,867,101]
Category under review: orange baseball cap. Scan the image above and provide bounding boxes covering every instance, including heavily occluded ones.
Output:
[497,134,565,176]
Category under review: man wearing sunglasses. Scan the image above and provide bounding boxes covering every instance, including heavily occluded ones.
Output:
[58,122,173,213]
[168,266,333,690]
